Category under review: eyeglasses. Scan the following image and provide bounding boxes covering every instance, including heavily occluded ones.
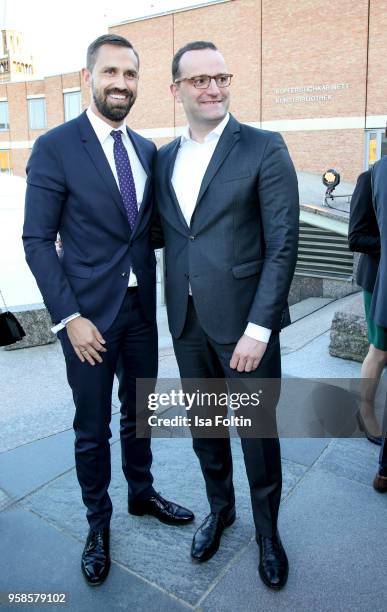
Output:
[174,74,233,89]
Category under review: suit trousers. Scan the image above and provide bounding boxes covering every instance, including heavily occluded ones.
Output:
[60,288,158,529]
[172,297,282,537]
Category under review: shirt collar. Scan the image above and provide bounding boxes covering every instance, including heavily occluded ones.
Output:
[86,107,128,146]
[181,112,230,145]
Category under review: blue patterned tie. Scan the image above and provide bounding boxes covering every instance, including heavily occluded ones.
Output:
[111,130,138,229]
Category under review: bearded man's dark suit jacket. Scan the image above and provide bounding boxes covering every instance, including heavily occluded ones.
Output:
[23,110,158,529]
[154,114,299,536]
[348,169,380,293]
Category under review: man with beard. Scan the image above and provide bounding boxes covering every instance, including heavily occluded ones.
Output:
[23,34,194,586]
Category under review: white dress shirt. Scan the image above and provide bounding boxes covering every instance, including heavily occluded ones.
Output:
[172,113,271,344]
[51,107,147,333]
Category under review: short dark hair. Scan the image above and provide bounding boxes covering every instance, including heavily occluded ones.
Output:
[86,34,139,72]
[172,41,217,81]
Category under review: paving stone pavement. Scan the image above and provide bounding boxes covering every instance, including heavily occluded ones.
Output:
[1,300,386,611]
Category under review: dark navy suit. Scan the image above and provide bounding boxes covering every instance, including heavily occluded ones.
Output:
[23,111,158,528]
[155,115,298,343]
[154,115,299,536]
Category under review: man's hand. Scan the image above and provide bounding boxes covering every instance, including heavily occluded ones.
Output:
[230,335,268,372]
[66,316,107,365]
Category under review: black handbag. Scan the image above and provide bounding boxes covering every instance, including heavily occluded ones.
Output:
[0,290,26,347]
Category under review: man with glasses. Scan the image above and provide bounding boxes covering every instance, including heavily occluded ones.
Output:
[154,41,299,589]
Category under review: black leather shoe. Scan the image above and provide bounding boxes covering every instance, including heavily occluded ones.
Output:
[81,527,110,586]
[257,532,288,590]
[128,492,194,525]
[191,508,235,562]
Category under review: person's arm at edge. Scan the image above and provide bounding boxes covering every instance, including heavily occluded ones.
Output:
[348,170,380,256]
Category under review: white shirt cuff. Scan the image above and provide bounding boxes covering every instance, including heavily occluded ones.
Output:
[51,312,81,334]
[244,323,271,343]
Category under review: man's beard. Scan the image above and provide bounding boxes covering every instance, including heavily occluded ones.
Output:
[92,86,135,122]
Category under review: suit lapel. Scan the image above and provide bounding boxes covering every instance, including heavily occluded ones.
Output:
[126,127,151,238]
[127,127,151,177]
[194,115,241,212]
[76,112,129,228]
[164,118,241,233]
[166,138,190,232]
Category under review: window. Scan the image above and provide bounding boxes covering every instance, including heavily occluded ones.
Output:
[64,91,81,121]
[381,132,387,159]
[365,129,387,169]
[0,150,12,174]
[28,97,46,130]
[0,100,9,130]
[367,132,377,166]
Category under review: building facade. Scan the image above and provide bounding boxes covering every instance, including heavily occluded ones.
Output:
[0,28,34,83]
[0,0,386,180]
[0,69,87,175]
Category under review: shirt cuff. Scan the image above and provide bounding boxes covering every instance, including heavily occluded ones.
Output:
[244,323,271,343]
[51,312,81,334]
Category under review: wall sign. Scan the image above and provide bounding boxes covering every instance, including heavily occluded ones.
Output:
[274,83,350,104]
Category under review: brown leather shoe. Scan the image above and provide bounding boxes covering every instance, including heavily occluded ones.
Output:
[373,472,387,493]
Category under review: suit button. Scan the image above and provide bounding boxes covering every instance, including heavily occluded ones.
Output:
[184,273,189,279]
[121,272,128,277]
[189,235,195,241]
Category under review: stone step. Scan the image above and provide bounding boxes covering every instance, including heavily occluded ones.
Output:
[289,296,334,322]
[3,304,56,351]
[329,292,368,362]
[281,292,361,355]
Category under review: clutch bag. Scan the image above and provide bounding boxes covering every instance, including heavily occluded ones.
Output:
[0,290,26,346]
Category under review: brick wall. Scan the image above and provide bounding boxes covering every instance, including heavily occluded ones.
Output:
[3,71,81,174]
[12,147,31,177]
[367,0,387,116]
[261,0,369,121]
[110,14,175,130]
[1,0,385,180]
[283,129,365,182]
[45,75,64,128]
[112,0,373,181]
